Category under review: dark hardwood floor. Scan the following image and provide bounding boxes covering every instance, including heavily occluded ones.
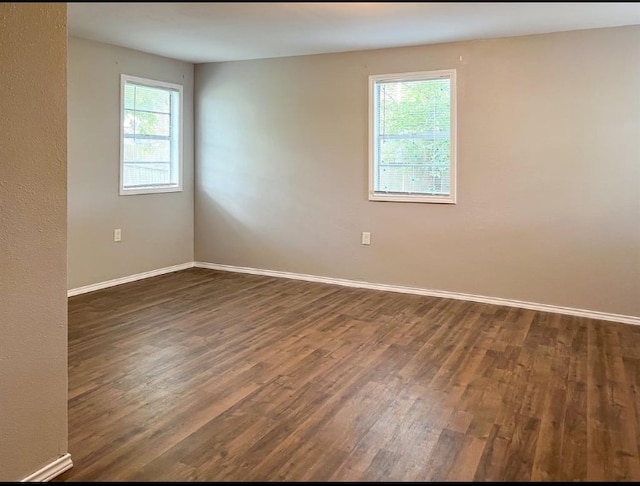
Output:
[55,268,640,481]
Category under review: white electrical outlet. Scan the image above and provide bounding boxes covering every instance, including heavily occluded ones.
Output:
[361,231,371,246]
[114,228,122,242]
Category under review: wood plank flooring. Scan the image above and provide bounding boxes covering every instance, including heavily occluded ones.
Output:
[55,268,640,481]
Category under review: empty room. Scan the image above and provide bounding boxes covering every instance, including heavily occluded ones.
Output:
[1,2,639,482]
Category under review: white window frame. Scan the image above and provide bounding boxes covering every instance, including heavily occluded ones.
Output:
[119,74,183,195]
[369,69,457,204]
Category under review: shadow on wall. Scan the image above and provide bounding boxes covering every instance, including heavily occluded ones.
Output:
[195,145,362,276]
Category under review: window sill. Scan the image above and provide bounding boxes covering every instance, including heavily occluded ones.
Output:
[120,186,182,196]
[369,193,456,204]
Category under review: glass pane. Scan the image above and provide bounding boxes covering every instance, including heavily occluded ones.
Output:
[379,138,450,165]
[123,138,170,163]
[129,83,171,113]
[377,163,450,195]
[124,84,136,110]
[124,109,170,137]
[378,78,450,134]
[123,162,172,188]
[376,77,451,195]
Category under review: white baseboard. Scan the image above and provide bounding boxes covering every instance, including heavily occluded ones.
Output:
[194,261,640,326]
[66,260,639,325]
[21,453,72,482]
[67,262,195,297]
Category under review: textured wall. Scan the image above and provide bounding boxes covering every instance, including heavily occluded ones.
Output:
[0,3,68,481]
[67,37,194,290]
[195,26,640,317]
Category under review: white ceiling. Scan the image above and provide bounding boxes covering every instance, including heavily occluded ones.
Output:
[67,2,640,64]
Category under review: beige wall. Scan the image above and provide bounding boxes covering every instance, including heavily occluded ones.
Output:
[195,26,640,318]
[0,3,68,481]
[68,37,194,290]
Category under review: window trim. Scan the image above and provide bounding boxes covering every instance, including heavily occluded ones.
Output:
[368,69,457,204]
[119,74,184,196]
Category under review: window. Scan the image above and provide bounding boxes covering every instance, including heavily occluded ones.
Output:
[369,69,456,203]
[120,75,183,195]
